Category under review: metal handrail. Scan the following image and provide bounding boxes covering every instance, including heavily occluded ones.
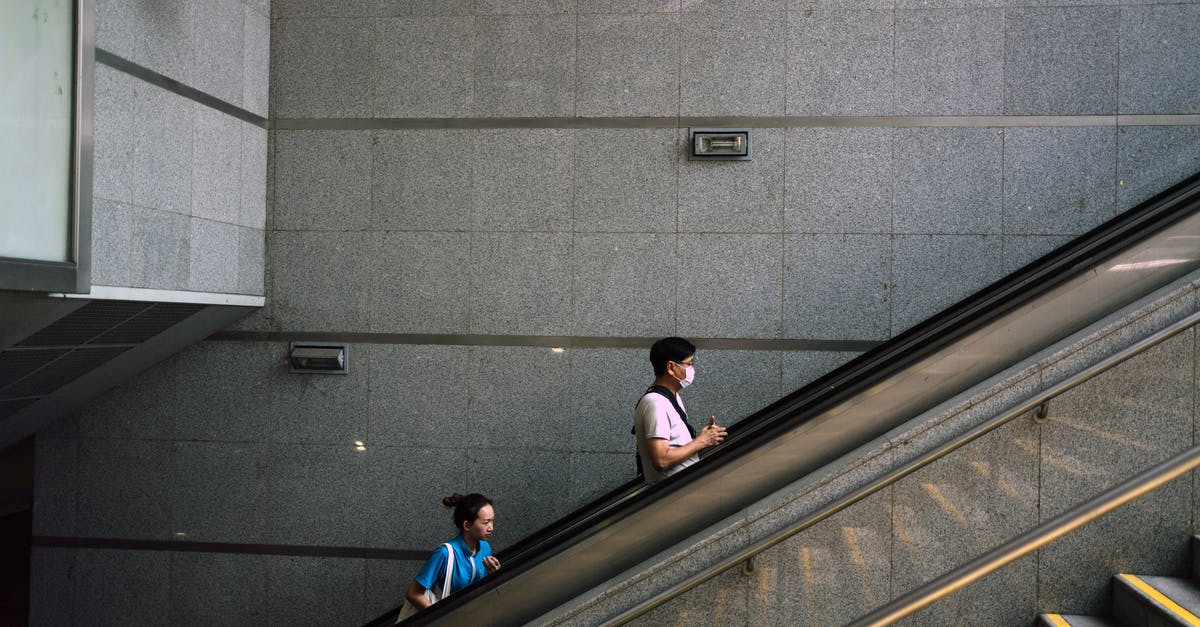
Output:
[603,307,1200,626]
[848,442,1200,626]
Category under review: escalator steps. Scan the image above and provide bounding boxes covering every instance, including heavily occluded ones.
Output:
[1113,573,1200,626]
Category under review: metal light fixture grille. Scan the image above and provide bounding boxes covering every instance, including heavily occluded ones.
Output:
[688,128,752,161]
[288,342,350,374]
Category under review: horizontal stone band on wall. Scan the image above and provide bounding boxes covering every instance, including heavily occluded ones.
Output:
[272,115,1200,131]
[208,331,882,353]
[32,535,427,561]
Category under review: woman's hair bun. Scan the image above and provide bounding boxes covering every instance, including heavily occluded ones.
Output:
[444,493,494,531]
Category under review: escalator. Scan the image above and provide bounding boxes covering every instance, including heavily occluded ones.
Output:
[370,170,1200,627]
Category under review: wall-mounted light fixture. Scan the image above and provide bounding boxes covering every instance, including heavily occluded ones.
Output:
[288,342,349,374]
[689,128,751,161]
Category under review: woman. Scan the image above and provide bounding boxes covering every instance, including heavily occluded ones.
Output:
[402,493,501,617]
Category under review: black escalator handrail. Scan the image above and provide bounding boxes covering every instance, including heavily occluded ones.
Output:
[374,170,1200,627]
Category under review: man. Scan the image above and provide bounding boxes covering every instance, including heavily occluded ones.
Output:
[634,337,728,484]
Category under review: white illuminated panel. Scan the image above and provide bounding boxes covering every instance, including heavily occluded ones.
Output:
[0,0,74,263]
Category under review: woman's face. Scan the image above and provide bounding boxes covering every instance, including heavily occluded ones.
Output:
[462,504,495,542]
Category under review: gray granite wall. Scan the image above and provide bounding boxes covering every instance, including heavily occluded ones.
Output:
[31,1,1200,625]
[90,0,268,295]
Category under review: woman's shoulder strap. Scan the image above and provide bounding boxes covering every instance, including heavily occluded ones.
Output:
[440,543,455,595]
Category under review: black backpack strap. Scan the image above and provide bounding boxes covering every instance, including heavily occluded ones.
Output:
[644,385,696,438]
[632,386,697,476]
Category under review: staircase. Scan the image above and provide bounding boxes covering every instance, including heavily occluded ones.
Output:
[1039,537,1200,626]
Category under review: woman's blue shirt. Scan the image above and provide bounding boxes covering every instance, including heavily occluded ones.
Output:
[414,535,492,597]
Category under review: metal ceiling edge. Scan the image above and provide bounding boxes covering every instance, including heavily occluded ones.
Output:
[50,285,266,307]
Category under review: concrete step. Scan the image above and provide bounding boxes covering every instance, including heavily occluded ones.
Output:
[1036,614,1119,627]
[1112,573,1200,626]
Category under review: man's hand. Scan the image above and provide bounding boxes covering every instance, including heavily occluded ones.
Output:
[646,416,729,472]
[695,416,727,448]
[484,556,501,573]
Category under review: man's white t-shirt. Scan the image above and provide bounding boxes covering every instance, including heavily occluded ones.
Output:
[634,391,697,484]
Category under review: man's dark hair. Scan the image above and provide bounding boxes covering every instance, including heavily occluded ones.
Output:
[649,337,695,376]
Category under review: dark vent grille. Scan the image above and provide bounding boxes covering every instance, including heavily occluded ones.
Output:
[94,303,205,344]
[0,398,37,420]
[17,301,151,347]
[0,350,70,390]
[1,298,208,418]
[0,347,131,398]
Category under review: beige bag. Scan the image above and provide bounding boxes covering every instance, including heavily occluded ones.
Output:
[396,543,454,623]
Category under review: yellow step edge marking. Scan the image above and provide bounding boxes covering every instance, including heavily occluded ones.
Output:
[800,546,813,588]
[1043,614,1071,627]
[1120,574,1200,626]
